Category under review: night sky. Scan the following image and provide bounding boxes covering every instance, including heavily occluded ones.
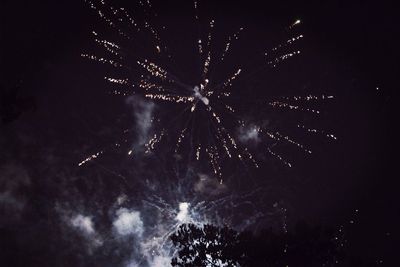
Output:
[1,0,398,266]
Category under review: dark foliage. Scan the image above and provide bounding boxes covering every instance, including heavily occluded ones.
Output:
[170,223,243,267]
[170,223,344,267]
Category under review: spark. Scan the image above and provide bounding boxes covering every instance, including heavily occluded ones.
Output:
[269,100,321,114]
[104,77,129,85]
[196,145,201,160]
[222,68,242,90]
[267,148,292,168]
[193,1,199,20]
[137,60,172,82]
[221,27,244,61]
[82,1,335,176]
[81,53,123,67]
[267,50,301,67]
[145,94,194,103]
[297,124,337,140]
[272,34,304,52]
[95,38,121,58]
[275,132,312,154]
[280,94,334,101]
[145,131,165,153]
[289,19,301,29]
[175,128,188,153]
[78,151,103,166]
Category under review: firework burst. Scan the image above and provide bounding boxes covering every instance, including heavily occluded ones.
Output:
[80,0,336,178]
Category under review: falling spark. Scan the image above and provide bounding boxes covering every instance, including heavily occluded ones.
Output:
[267,148,292,168]
[221,27,244,61]
[81,53,123,67]
[280,94,334,101]
[297,124,337,140]
[78,151,103,166]
[145,131,165,153]
[269,101,320,114]
[275,132,313,154]
[289,19,301,29]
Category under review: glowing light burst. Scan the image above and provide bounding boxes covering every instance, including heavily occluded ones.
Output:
[80,0,336,176]
[132,186,282,265]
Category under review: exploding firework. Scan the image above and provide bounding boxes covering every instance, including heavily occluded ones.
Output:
[80,0,336,178]
[123,178,285,266]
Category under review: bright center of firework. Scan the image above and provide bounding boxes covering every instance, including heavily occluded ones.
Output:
[193,86,210,106]
[176,202,190,222]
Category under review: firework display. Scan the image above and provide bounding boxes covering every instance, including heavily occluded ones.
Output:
[80,0,336,179]
[2,0,392,266]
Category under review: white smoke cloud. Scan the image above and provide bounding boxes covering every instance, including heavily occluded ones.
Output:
[193,85,210,106]
[238,124,260,143]
[126,96,155,147]
[116,194,128,205]
[148,254,172,267]
[71,214,95,235]
[126,261,139,267]
[113,208,144,237]
[194,174,227,196]
[126,254,171,267]
[69,213,103,248]
[176,202,190,222]
[0,163,31,222]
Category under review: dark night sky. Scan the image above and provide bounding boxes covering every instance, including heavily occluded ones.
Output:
[1,0,398,266]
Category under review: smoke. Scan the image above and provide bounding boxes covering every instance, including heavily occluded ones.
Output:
[148,255,172,267]
[0,163,31,223]
[126,261,140,267]
[126,254,171,267]
[238,124,261,144]
[193,86,210,106]
[113,208,144,237]
[69,214,104,248]
[71,214,96,235]
[52,179,275,267]
[126,96,155,148]
[176,202,190,222]
[194,173,227,196]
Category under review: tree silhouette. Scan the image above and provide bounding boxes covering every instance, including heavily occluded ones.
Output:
[170,222,345,267]
[170,224,243,266]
